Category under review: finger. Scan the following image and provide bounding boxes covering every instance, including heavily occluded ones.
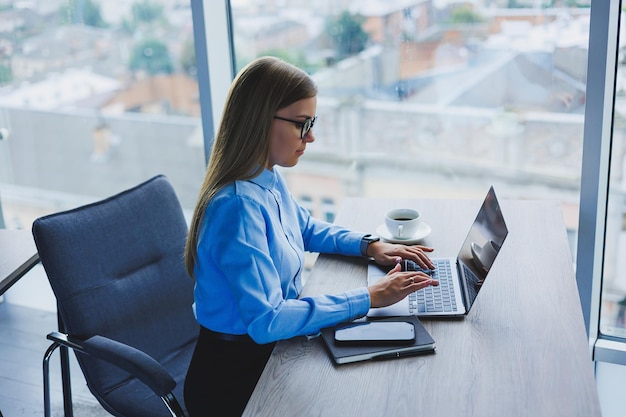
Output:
[410,276,438,290]
[405,250,435,269]
[405,276,414,287]
[413,280,437,291]
[404,272,433,286]
[412,271,434,281]
[384,263,402,278]
[404,245,432,257]
[418,253,435,269]
[410,245,434,252]
[379,254,404,267]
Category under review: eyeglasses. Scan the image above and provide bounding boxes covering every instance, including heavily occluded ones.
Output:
[273,115,317,139]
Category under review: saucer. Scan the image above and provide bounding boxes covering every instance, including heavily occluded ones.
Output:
[376,222,431,244]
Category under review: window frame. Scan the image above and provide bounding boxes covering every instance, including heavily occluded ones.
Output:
[576,0,626,365]
[191,0,236,163]
[576,1,626,365]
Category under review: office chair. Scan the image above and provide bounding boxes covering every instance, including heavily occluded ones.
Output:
[33,175,199,417]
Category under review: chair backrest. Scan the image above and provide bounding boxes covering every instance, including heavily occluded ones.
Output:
[32,175,198,409]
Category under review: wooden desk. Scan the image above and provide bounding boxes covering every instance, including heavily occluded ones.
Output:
[243,198,601,417]
[0,229,39,295]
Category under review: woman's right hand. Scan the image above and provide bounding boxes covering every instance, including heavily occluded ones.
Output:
[367,263,439,308]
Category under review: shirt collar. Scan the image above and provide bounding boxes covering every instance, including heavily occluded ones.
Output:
[249,167,278,190]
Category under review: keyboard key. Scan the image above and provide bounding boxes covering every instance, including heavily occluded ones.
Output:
[409,258,458,313]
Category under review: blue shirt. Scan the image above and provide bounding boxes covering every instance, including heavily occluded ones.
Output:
[193,168,371,344]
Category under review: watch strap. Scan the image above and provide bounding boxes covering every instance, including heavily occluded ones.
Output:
[360,234,380,257]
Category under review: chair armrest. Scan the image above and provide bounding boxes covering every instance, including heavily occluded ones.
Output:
[47,331,176,397]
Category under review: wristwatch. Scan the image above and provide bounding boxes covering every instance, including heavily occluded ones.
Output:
[360,234,380,257]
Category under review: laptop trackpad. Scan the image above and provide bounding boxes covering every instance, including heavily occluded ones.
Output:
[367,298,411,317]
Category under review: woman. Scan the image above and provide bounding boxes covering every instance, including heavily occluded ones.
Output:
[183,56,438,416]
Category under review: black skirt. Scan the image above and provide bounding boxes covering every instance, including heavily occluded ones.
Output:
[184,326,276,417]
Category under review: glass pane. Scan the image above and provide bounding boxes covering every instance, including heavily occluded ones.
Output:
[599,11,626,338]
[0,0,205,232]
[231,2,589,268]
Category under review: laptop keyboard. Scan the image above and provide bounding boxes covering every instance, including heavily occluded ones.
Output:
[462,262,479,303]
[403,259,458,313]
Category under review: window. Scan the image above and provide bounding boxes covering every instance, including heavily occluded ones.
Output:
[229,1,589,261]
[299,194,314,215]
[575,2,626,415]
[321,197,335,223]
[0,0,205,233]
[599,6,626,339]
[0,0,208,312]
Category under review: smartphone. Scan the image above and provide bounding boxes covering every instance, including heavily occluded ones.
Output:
[334,321,415,345]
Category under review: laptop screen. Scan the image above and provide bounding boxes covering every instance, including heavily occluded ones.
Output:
[456,186,508,308]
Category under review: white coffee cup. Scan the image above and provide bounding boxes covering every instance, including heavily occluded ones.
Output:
[385,208,421,239]
[478,240,500,267]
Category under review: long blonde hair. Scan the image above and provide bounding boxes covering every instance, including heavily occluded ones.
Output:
[184,56,318,277]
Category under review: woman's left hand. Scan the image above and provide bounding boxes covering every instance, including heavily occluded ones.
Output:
[367,241,435,269]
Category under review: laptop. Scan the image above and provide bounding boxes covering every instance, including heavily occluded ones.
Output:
[367,186,508,318]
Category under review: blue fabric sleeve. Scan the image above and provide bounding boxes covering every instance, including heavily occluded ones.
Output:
[193,189,371,344]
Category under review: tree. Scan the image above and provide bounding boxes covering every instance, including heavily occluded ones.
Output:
[258,49,308,71]
[180,38,196,77]
[0,64,12,85]
[131,0,164,24]
[325,12,369,60]
[120,1,164,33]
[449,7,485,24]
[60,0,107,27]
[129,39,174,75]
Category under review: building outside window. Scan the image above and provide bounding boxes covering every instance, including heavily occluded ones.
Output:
[298,194,314,214]
[0,0,206,315]
[0,0,206,233]
[0,0,613,339]
[321,197,335,223]
[0,1,598,314]
[231,0,588,256]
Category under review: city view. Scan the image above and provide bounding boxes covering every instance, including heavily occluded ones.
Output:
[0,1,624,336]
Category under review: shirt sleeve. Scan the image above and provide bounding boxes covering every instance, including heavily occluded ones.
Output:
[296,201,366,256]
[201,194,371,344]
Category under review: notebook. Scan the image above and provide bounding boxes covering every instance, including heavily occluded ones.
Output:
[367,186,508,318]
[320,316,436,364]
